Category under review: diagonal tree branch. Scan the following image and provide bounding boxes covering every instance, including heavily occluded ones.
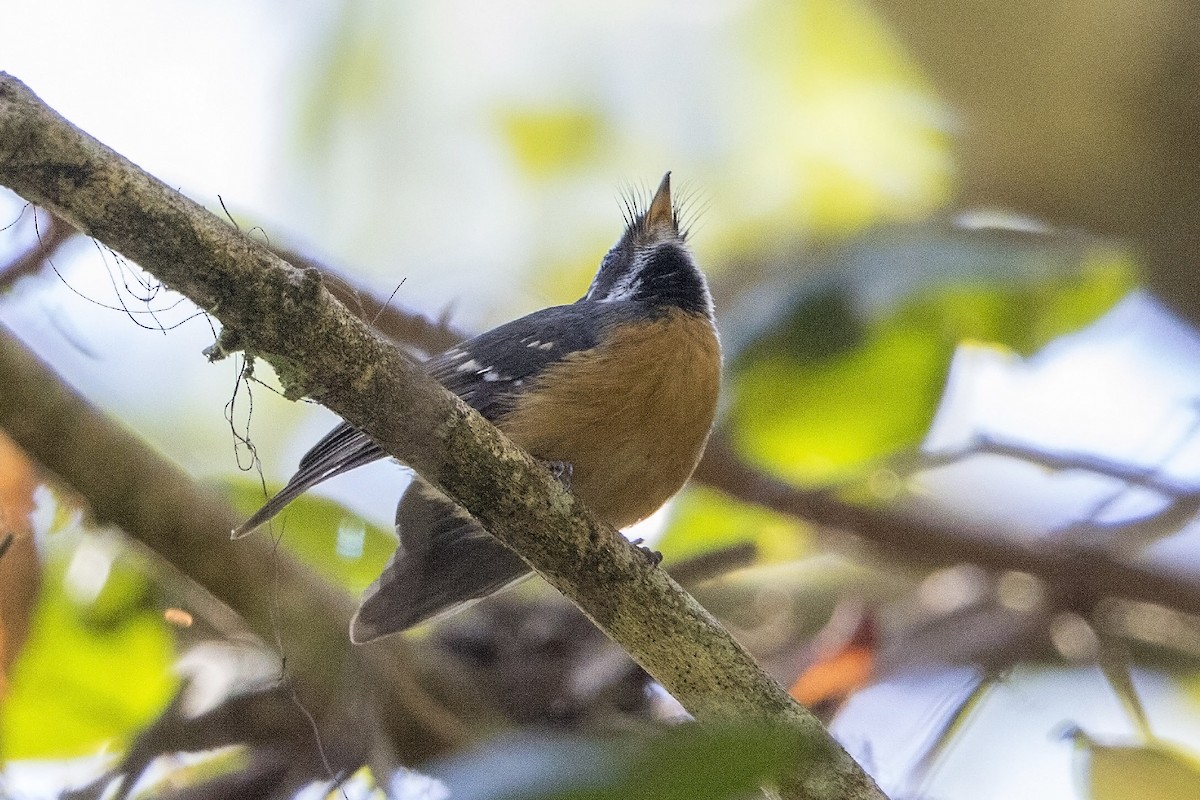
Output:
[0,73,884,799]
[919,435,1199,498]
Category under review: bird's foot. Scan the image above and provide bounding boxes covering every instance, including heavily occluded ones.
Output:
[544,460,574,491]
[629,537,663,567]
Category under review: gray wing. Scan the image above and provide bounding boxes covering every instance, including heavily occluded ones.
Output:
[234,302,630,537]
[425,302,616,417]
[236,302,642,639]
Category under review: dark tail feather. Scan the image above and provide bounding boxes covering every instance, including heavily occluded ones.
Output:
[232,422,385,538]
[350,479,530,642]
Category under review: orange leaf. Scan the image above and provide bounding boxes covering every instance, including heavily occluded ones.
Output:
[789,611,878,717]
[0,431,42,702]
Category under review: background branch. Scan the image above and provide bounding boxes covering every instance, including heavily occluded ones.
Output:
[919,435,1197,497]
[269,244,468,358]
[693,435,1200,617]
[0,322,480,766]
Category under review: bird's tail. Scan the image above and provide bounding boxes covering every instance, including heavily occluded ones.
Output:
[350,478,530,642]
[233,422,385,538]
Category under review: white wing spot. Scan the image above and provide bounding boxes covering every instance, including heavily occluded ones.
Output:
[456,358,482,373]
[526,339,543,348]
[482,370,501,382]
[537,341,554,351]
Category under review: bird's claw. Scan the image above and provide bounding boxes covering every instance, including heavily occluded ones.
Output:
[629,537,663,567]
[544,460,574,491]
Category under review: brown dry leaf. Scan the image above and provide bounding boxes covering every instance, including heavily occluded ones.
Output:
[789,611,878,720]
[0,430,42,701]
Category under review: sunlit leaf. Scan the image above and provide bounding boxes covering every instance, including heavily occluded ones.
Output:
[429,724,813,800]
[736,0,953,235]
[657,486,809,564]
[1069,728,1200,800]
[728,252,1133,482]
[498,108,606,178]
[730,289,949,480]
[1,545,177,757]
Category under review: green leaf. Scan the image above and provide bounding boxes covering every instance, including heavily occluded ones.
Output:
[225,478,395,594]
[730,288,949,481]
[728,253,1133,482]
[497,108,607,178]
[737,0,954,233]
[657,486,810,565]
[431,723,814,800]
[1070,728,1200,800]
[1,540,177,758]
[295,0,395,156]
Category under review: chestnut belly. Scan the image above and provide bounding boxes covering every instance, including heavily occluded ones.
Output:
[498,308,721,528]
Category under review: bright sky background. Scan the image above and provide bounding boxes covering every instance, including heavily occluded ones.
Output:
[5,3,1200,799]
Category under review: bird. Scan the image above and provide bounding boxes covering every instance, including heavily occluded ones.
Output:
[236,172,722,643]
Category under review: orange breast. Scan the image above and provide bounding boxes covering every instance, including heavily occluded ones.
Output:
[498,308,721,529]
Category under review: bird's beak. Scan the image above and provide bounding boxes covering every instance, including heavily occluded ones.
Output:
[646,171,674,233]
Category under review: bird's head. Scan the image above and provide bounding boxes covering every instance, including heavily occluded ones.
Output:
[583,172,712,318]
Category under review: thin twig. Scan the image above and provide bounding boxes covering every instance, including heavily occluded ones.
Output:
[920,434,1198,497]
[693,434,1200,617]
[919,434,1200,551]
[270,245,467,357]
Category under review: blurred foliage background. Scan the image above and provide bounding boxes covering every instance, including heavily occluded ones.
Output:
[3,0,1200,798]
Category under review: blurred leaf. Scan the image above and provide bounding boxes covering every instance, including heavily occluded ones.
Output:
[0,431,39,701]
[225,479,394,594]
[730,291,948,480]
[728,254,1133,482]
[430,724,813,800]
[127,745,250,800]
[1,545,177,757]
[1069,729,1200,800]
[296,0,395,156]
[736,0,953,236]
[789,610,877,717]
[657,486,809,565]
[498,108,606,178]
